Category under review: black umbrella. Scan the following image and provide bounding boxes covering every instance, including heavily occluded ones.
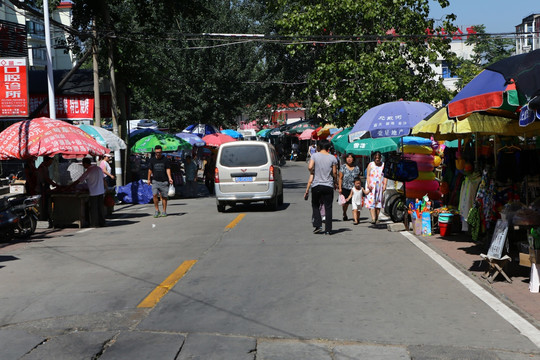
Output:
[486,49,540,107]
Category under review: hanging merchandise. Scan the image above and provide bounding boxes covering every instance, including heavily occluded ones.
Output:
[458,173,482,231]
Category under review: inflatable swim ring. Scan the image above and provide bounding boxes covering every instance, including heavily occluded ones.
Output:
[405,189,442,200]
[406,179,439,192]
[417,171,436,181]
[402,136,433,146]
[403,145,433,155]
[403,154,434,171]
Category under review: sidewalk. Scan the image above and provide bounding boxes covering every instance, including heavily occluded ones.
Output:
[417,228,540,326]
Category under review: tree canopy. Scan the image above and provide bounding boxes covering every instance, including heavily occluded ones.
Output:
[65,0,459,129]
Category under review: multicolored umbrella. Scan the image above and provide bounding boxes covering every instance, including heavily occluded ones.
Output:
[486,48,540,101]
[183,123,219,137]
[316,124,337,138]
[257,129,272,138]
[298,129,315,140]
[0,117,110,160]
[221,129,244,139]
[447,69,526,119]
[131,133,192,153]
[175,132,206,146]
[345,137,399,156]
[351,101,436,138]
[202,133,237,147]
[77,124,127,151]
[129,128,164,146]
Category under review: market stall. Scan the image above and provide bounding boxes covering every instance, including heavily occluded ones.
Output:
[0,117,111,228]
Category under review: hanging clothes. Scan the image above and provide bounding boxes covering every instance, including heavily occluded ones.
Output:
[459,173,482,231]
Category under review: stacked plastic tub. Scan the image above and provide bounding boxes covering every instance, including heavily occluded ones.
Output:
[402,137,441,200]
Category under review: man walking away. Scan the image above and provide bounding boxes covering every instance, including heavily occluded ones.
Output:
[184,155,198,198]
[72,158,106,227]
[308,140,338,235]
[148,145,173,217]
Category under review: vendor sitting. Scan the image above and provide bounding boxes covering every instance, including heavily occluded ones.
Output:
[71,158,106,227]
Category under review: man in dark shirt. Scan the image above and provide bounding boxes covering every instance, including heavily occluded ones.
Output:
[148,145,173,217]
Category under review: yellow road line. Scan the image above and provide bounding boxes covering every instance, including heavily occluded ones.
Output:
[225,213,246,230]
[137,260,197,308]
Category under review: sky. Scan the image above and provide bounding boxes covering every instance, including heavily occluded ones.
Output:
[429,0,540,34]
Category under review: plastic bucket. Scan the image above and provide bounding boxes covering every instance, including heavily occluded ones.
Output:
[438,214,453,224]
[439,222,451,236]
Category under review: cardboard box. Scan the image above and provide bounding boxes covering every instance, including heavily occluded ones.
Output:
[9,184,25,194]
[519,249,540,267]
[520,252,532,267]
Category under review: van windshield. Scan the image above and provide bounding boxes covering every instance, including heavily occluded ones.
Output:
[220,145,268,167]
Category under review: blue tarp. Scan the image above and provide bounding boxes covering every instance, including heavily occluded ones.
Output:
[116,180,153,204]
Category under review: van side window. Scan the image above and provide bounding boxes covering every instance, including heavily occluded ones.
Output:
[220,145,268,167]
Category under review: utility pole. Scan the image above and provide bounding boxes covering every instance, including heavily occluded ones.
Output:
[43,0,55,119]
[92,20,101,127]
[102,3,123,186]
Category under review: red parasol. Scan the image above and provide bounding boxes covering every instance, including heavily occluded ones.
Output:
[0,117,110,160]
[202,133,237,147]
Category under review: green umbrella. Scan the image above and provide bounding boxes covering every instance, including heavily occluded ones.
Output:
[287,123,316,134]
[131,133,192,153]
[331,127,352,153]
[345,137,399,156]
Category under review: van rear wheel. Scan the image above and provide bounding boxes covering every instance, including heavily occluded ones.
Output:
[217,202,226,212]
[266,196,279,211]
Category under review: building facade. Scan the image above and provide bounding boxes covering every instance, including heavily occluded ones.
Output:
[0,1,74,70]
[515,13,540,55]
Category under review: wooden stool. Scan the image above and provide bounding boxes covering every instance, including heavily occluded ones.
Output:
[480,254,512,283]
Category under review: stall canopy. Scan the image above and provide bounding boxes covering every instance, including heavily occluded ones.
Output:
[0,117,110,159]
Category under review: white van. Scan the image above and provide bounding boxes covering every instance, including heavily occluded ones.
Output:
[214,141,284,212]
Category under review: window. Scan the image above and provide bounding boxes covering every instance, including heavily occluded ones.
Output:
[441,60,457,79]
[220,145,268,167]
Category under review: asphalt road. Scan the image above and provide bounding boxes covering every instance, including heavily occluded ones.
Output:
[1,161,540,359]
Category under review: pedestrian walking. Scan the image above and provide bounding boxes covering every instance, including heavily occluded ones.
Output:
[184,155,198,198]
[98,153,115,187]
[36,156,58,224]
[148,145,173,217]
[338,153,360,221]
[203,153,216,195]
[308,140,338,235]
[364,151,387,224]
[345,177,370,225]
[71,158,106,227]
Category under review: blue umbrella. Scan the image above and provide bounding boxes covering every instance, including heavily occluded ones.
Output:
[351,101,436,139]
[183,123,218,137]
[221,129,243,139]
[175,132,206,146]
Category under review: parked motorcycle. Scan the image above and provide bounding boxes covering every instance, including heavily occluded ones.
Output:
[0,197,18,242]
[290,149,299,161]
[0,194,40,242]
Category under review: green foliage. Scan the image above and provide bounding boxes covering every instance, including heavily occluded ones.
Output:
[68,0,459,129]
[274,0,456,126]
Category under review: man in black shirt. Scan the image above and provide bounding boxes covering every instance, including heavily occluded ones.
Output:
[147,145,173,217]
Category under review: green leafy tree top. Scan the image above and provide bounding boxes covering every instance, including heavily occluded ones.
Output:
[274,0,457,127]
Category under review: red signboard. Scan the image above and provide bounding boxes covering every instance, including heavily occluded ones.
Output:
[30,94,113,120]
[0,58,29,117]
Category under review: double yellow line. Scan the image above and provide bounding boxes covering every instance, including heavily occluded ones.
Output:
[138,214,246,308]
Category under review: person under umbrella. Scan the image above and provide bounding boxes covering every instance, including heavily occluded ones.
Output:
[308,140,338,235]
[147,145,174,217]
[338,153,360,221]
[71,158,106,228]
[364,151,387,225]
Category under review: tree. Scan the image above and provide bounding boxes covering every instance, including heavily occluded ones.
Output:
[454,25,515,90]
[273,0,457,126]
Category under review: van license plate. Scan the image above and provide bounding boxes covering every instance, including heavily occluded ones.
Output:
[236,177,253,182]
